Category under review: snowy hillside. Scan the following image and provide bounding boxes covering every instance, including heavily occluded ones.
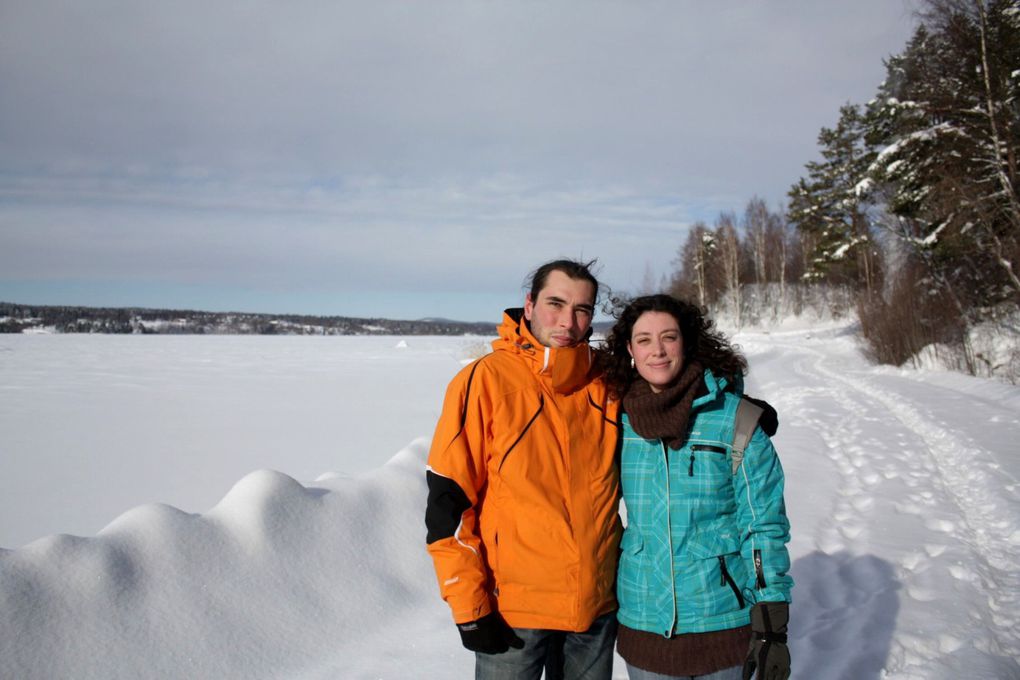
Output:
[1,328,1018,679]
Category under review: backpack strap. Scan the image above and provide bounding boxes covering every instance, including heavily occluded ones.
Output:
[731,397,764,474]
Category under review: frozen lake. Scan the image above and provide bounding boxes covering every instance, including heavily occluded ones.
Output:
[0,333,482,548]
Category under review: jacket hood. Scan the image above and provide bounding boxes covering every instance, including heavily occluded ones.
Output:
[691,367,743,410]
[493,308,595,394]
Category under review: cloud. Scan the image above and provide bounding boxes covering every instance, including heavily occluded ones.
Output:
[0,0,918,317]
[0,171,696,288]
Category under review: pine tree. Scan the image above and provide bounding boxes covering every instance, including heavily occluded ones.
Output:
[788,104,882,296]
[865,0,1020,311]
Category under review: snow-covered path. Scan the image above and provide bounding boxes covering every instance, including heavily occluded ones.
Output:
[742,326,1020,679]
[1,328,1018,679]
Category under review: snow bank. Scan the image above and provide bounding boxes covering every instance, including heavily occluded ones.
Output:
[912,314,1020,384]
[0,440,471,679]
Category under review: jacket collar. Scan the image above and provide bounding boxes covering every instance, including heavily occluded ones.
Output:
[494,308,595,394]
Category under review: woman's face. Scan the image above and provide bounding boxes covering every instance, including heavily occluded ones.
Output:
[627,311,684,393]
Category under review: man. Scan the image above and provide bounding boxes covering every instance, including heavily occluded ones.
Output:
[425,259,622,680]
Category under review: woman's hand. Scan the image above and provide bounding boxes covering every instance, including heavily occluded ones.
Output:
[743,602,790,680]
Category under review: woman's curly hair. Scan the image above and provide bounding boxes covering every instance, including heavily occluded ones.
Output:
[599,294,747,400]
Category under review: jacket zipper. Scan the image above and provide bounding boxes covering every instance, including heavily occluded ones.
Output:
[718,556,746,609]
[691,444,727,453]
[754,549,767,589]
[688,444,726,477]
[662,440,677,637]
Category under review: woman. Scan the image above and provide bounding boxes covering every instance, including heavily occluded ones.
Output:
[602,294,792,680]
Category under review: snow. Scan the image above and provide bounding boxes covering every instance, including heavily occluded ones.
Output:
[885,159,905,175]
[912,313,1020,383]
[853,176,874,197]
[872,122,959,170]
[912,218,950,247]
[2,328,1019,679]
[0,335,464,547]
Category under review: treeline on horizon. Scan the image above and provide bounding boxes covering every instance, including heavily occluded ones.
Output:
[0,302,495,336]
[663,0,1019,376]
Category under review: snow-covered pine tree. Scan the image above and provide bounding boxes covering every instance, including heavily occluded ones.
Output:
[864,0,1020,313]
[788,104,882,298]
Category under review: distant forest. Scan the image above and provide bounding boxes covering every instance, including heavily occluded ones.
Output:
[0,302,495,336]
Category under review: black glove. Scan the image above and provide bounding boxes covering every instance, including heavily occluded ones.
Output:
[743,602,790,680]
[457,611,525,654]
[743,396,779,437]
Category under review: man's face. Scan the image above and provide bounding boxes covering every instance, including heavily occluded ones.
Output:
[523,270,596,348]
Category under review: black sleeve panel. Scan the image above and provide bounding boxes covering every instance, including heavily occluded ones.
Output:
[425,470,473,545]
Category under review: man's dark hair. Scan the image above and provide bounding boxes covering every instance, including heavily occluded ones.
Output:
[527,258,600,301]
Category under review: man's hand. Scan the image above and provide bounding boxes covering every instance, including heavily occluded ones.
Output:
[742,602,790,680]
[457,611,525,654]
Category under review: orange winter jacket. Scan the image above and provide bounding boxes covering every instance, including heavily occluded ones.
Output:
[425,309,622,632]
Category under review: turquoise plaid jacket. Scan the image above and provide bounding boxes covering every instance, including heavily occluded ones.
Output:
[616,369,792,637]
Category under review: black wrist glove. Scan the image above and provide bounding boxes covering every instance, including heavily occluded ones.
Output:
[743,602,790,680]
[743,396,779,437]
[457,611,525,654]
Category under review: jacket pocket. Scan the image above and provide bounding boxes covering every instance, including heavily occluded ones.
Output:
[718,555,746,610]
[686,442,731,479]
[497,395,544,472]
[616,530,646,615]
[682,528,748,618]
[691,444,727,454]
[685,527,740,561]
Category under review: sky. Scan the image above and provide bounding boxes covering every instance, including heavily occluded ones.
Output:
[0,1,918,322]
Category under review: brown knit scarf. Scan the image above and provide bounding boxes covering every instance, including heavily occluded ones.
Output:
[623,360,704,450]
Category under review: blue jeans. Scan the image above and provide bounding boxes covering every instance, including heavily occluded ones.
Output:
[625,664,743,680]
[475,612,618,680]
